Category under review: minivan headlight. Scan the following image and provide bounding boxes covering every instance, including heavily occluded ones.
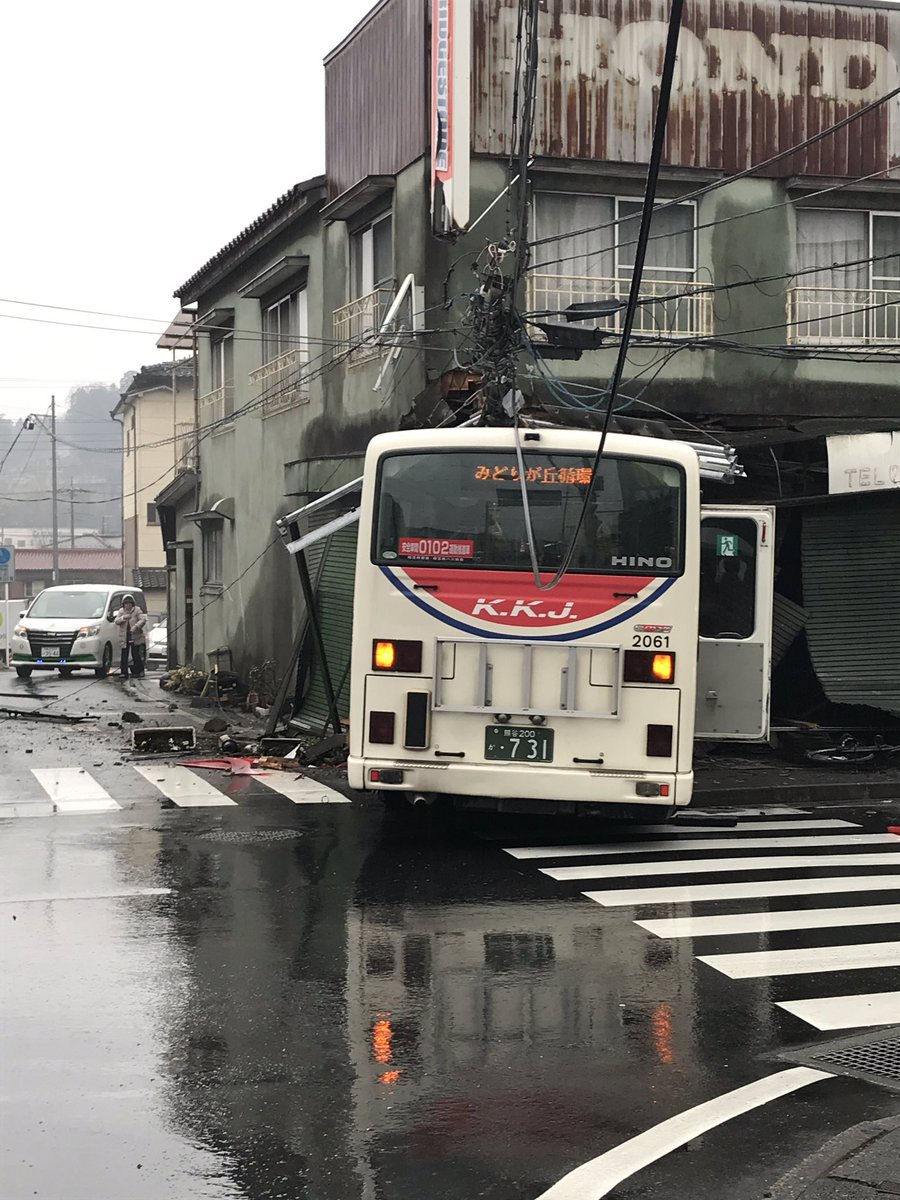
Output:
[76,624,101,639]
[13,624,27,637]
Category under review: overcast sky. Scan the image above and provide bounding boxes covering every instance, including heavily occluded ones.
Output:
[0,0,376,424]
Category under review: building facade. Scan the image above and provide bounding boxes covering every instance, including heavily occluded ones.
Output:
[164,0,900,724]
[113,361,195,618]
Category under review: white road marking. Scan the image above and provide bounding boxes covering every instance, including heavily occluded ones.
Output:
[584,874,900,907]
[699,940,900,979]
[533,1067,830,1200]
[133,764,237,807]
[543,850,900,882]
[254,772,350,805]
[508,830,882,861]
[777,991,900,1031]
[31,768,121,814]
[0,887,172,904]
[637,903,900,939]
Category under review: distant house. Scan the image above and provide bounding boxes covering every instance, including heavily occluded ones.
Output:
[112,360,194,617]
[13,548,124,601]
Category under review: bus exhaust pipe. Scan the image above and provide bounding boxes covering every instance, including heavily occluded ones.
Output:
[411,793,435,807]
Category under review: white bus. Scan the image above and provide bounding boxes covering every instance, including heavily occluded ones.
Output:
[347,427,706,818]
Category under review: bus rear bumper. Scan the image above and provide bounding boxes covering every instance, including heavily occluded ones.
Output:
[348,757,692,808]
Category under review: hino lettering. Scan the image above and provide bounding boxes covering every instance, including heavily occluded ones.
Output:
[611,556,673,569]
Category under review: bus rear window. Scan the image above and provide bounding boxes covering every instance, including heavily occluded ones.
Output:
[374,451,684,574]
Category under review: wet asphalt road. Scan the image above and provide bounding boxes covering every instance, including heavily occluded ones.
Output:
[1,674,900,1200]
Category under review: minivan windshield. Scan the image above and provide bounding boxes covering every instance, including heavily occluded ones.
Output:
[27,590,109,620]
[374,450,684,574]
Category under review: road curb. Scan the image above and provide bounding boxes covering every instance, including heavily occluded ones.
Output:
[695,779,900,807]
[762,1116,900,1199]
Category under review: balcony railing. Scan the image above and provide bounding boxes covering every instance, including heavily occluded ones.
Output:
[175,421,198,471]
[198,384,234,427]
[249,349,309,416]
[332,287,395,364]
[787,286,900,345]
[527,274,713,339]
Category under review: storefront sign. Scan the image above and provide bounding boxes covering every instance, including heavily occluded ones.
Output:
[827,431,900,494]
[431,0,470,232]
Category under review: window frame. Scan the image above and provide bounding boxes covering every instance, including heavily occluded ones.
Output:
[146,502,159,526]
[532,190,699,282]
[795,206,900,290]
[201,523,224,586]
[262,286,309,366]
[351,210,394,299]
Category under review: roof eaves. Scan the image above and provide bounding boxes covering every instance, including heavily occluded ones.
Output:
[175,175,326,304]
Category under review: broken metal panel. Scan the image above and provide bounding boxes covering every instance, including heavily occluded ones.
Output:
[802,492,900,717]
[472,0,900,174]
[771,591,808,667]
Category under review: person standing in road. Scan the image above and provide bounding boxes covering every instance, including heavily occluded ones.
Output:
[114,594,148,679]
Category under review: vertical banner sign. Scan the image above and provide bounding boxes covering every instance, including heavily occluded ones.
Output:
[432,0,470,232]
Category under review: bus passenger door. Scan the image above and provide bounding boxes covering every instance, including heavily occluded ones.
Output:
[695,506,775,741]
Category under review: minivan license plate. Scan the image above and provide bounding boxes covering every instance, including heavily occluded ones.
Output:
[42,647,61,658]
[484,725,554,763]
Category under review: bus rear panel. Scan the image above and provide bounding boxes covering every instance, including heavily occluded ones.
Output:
[348,429,701,813]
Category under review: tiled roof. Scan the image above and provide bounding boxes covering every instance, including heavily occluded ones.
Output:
[175,175,326,302]
[16,549,123,572]
[132,567,167,590]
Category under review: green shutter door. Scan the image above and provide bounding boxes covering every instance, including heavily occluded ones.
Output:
[292,524,359,732]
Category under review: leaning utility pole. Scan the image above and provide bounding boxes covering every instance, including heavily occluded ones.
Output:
[50,395,59,583]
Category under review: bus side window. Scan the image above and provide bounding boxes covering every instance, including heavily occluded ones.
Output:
[699,519,757,639]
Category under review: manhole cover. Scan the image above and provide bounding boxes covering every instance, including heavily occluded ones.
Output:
[197,829,301,844]
[784,1027,900,1093]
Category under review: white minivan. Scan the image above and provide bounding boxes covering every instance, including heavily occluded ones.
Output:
[11,584,148,679]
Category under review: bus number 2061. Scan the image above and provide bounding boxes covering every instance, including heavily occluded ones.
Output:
[632,633,670,648]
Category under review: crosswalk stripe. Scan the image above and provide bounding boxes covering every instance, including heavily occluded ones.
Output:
[543,850,900,882]
[31,768,121,814]
[584,874,900,907]
[636,904,900,939]
[133,764,237,807]
[777,991,900,1031]
[698,940,900,979]
[508,830,884,861]
[253,772,351,805]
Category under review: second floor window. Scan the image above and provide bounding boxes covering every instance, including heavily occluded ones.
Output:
[532,193,696,283]
[210,333,234,416]
[263,288,308,364]
[531,192,701,336]
[794,209,900,341]
[352,212,393,298]
[202,524,223,585]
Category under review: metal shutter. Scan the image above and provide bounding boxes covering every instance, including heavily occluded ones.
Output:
[802,493,900,717]
[291,524,358,732]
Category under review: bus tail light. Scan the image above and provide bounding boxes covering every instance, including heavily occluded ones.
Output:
[370,769,404,784]
[369,711,396,744]
[372,640,423,672]
[624,650,675,684]
[646,724,673,757]
[636,782,670,798]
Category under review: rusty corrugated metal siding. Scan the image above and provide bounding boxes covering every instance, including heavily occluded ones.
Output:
[472,0,900,175]
[325,0,427,200]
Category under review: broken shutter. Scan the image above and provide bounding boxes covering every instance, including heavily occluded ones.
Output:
[802,492,900,718]
[291,523,359,732]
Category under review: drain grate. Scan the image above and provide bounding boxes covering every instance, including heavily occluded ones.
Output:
[812,1033,900,1082]
[197,828,301,844]
[783,1027,900,1093]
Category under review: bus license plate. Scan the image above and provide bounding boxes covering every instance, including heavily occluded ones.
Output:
[484,725,554,763]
